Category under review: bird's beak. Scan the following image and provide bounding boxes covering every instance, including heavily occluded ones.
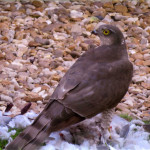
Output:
[91,30,98,35]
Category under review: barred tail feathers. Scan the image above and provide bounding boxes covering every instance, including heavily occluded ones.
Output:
[6,113,52,150]
[6,101,84,150]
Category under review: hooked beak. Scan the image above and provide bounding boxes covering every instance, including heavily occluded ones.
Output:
[91,30,98,35]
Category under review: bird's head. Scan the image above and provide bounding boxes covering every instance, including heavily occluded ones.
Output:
[92,24,125,46]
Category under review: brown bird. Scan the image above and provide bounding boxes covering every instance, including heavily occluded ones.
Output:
[6,24,133,150]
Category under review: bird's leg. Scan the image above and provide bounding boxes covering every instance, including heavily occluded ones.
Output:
[96,108,115,145]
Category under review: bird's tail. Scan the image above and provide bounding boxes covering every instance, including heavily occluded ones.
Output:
[6,101,84,150]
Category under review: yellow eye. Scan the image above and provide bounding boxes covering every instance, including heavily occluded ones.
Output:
[102,29,110,35]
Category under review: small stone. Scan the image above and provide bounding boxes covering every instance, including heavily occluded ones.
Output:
[141,37,148,45]
[85,24,95,31]
[56,66,66,72]
[116,103,130,113]
[143,101,150,108]
[58,16,69,23]
[143,60,150,66]
[0,80,11,86]
[129,88,142,94]
[51,75,61,81]
[50,60,61,69]
[53,49,63,58]
[132,75,147,83]
[144,54,150,60]
[70,10,83,19]
[34,37,50,45]
[31,11,44,18]
[89,16,99,23]
[82,31,91,36]
[63,55,73,61]
[135,59,143,66]
[0,52,5,59]
[24,92,43,102]
[142,111,150,118]
[39,90,48,98]
[71,24,82,34]
[17,44,28,57]
[70,51,80,58]
[124,96,134,107]
[53,32,69,40]
[32,0,43,8]
[80,43,89,51]
[115,5,128,13]
[42,68,51,76]
[126,17,138,23]
[28,41,41,47]
[11,78,20,88]
[103,2,113,9]
[132,53,143,60]
[0,94,13,103]
[113,14,128,21]
[38,58,51,68]
[60,2,71,9]
[32,87,41,93]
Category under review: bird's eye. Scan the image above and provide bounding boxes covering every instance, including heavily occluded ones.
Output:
[102,29,110,35]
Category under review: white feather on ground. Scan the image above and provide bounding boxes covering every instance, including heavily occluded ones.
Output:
[0,111,150,150]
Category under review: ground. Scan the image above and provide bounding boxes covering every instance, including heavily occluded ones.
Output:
[0,0,150,149]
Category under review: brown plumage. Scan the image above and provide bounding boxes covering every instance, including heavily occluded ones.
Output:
[6,24,133,150]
